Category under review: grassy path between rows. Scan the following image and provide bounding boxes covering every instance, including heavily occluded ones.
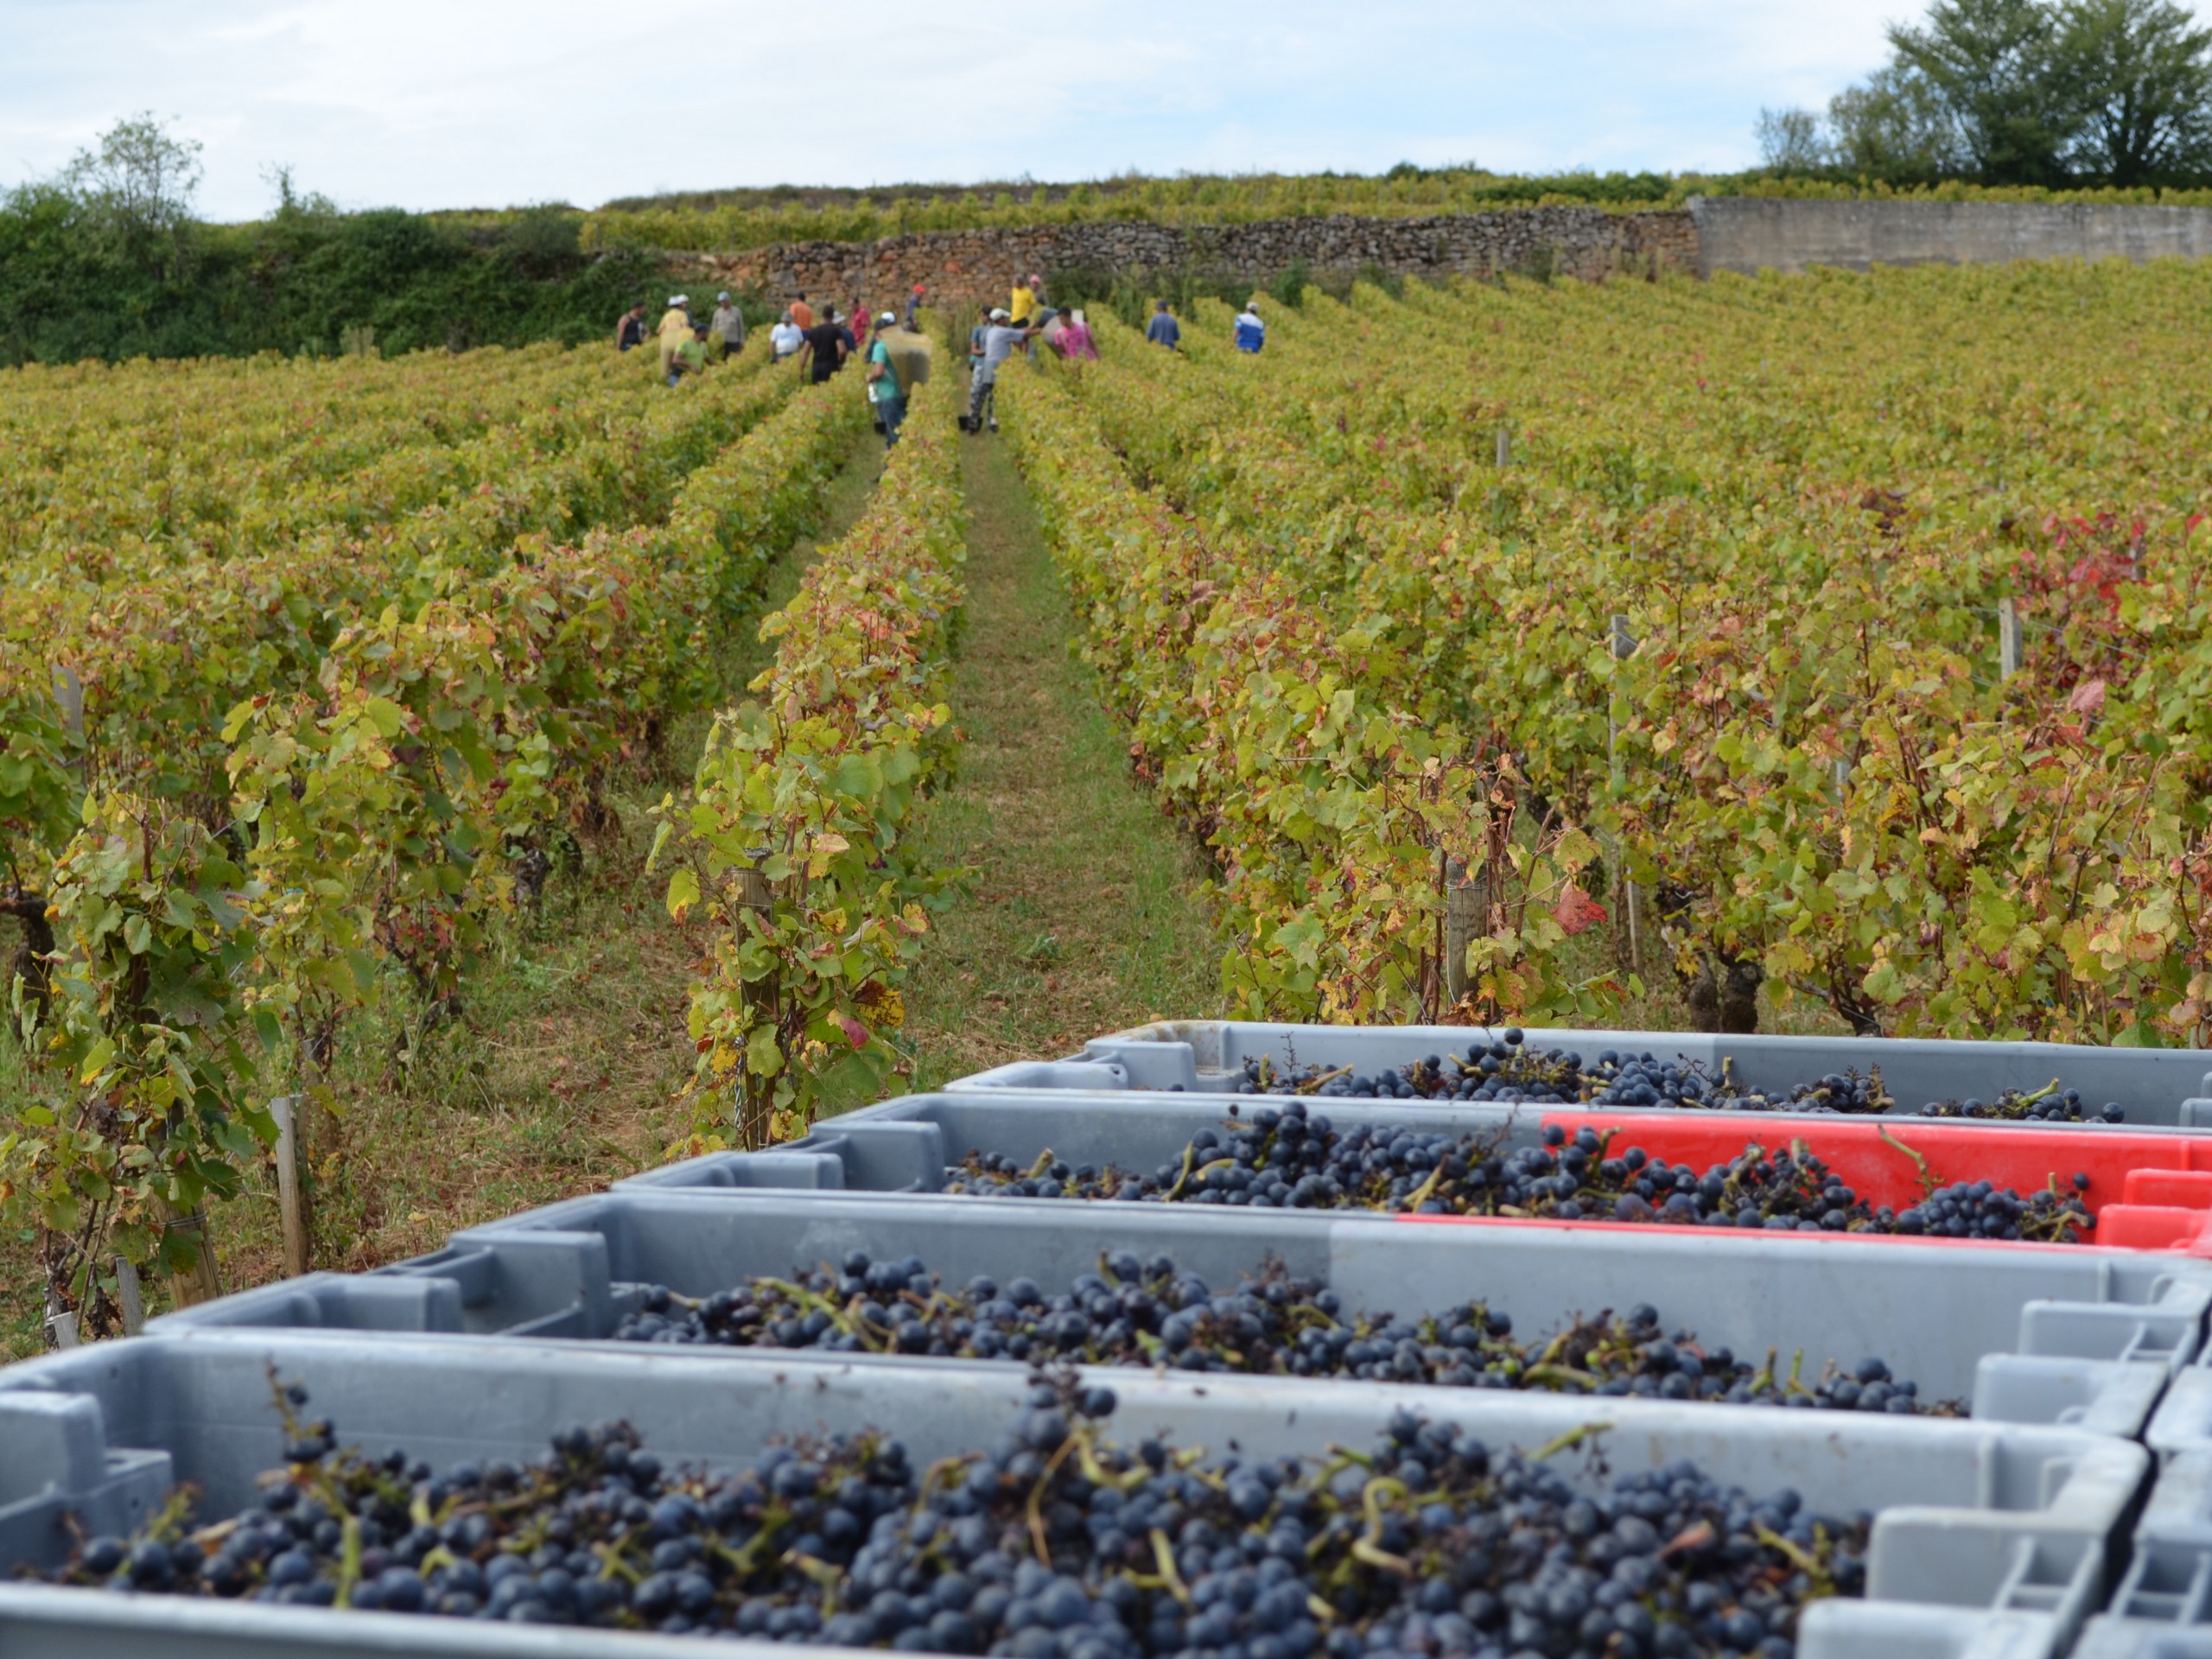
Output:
[0,423,888,1358]
[877,430,1223,1096]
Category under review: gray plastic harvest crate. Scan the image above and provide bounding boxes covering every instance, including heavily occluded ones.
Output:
[2068,1448,2212,1657]
[0,1330,2156,1659]
[951,1020,2212,1128]
[2093,1497,2212,1654]
[2078,1624,2212,1659]
[611,1090,2206,1208]
[2044,1346,2212,1656]
[151,1189,2212,1435]
[607,1089,2212,1261]
[2144,1344,2212,1470]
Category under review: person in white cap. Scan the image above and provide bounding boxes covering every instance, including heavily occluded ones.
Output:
[710,290,747,360]
[1235,298,1266,354]
[656,295,693,378]
[963,305,1034,433]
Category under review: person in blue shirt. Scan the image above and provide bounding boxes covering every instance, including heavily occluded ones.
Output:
[1234,300,1265,353]
[1145,299,1181,349]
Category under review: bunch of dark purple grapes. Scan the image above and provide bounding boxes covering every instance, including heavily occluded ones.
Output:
[40,1374,1872,1658]
[1915,1082,2122,1124]
[945,1107,2094,1243]
[611,1249,1947,1414]
[1232,1033,1897,1116]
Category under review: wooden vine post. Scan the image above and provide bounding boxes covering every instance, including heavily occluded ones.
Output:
[43,1285,77,1350]
[270,1095,311,1278]
[1607,613,1642,973]
[735,865,778,1150]
[157,1203,224,1309]
[113,1258,144,1335]
[1442,855,1488,1011]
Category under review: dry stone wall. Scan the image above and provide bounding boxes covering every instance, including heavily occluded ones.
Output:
[667,200,2212,315]
[685,208,1698,314]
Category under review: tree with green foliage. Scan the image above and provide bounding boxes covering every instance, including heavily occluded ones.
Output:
[1754,108,1829,174]
[2053,0,2212,182]
[1887,0,2072,183]
[0,115,667,365]
[1761,0,2212,185]
[1827,67,1967,181]
[59,111,204,270]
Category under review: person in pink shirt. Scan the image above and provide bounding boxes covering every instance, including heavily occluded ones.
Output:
[1055,308,1098,361]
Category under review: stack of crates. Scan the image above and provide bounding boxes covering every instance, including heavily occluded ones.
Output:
[10,1020,2212,1657]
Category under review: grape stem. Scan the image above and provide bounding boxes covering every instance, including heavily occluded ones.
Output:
[1148,1527,1194,1606]
[1354,1478,1414,1576]
[1529,1421,1613,1461]
[1756,1523,1834,1594]
[334,1511,362,1608]
[1027,1435,1079,1563]
[1875,1128,1941,1198]
[1162,1144,1200,1201]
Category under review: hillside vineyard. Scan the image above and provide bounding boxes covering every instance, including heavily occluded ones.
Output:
[0,334,871,1301]
[991,263,2212,1046]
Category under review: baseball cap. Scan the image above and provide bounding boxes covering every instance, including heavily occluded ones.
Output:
[716,289,730,301]
[879,311,897,325]
[989,308,1010,321]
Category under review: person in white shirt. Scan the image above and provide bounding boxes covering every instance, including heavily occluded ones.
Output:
[1234,301,1266,353]
[769,309,804,361]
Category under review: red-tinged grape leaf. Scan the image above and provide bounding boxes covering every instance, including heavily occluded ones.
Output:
[1553,886,1609,937]
[2066,677,2107,715]
[836,1012,869,1049]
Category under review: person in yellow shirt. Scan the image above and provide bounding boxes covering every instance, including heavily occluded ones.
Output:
[1009,276,1037,325]
[656,294,693,377]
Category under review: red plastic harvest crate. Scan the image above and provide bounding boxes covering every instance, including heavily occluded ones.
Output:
[1395,1110,2212,1253]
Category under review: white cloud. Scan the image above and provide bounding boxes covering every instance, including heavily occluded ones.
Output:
[0,0,2145,217]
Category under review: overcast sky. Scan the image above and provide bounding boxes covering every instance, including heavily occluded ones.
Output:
[4,0,1916,219]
